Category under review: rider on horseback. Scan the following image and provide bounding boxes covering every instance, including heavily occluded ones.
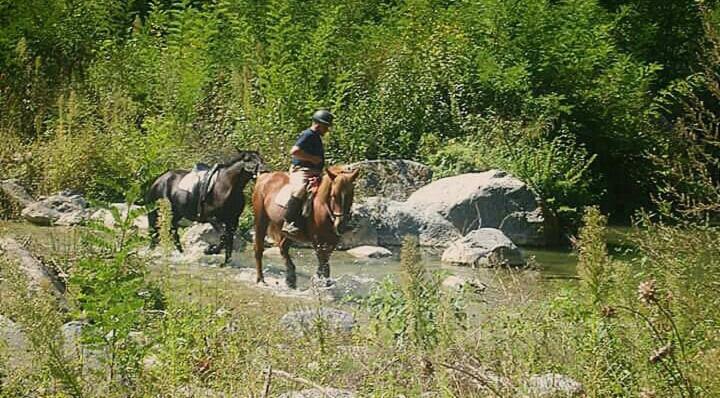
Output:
[282,109,334,235]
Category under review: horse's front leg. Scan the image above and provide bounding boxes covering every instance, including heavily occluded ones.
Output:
[221,218,238,266]
[171,213,183,253]
[314,242,334,280]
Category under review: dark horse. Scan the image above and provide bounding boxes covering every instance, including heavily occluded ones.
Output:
[252,165,359,288]
[145,150,267,264]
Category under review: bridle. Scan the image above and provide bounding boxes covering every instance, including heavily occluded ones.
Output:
[326,187,351,225]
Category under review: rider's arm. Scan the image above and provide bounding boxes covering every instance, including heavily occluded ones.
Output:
[290,146,322,165]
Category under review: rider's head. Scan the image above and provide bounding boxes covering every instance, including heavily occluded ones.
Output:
[311,109,333,135]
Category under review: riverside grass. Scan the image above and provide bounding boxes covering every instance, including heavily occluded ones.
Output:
[1,209,719,397]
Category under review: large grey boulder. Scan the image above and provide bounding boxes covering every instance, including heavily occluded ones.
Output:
[524,373,584,397]
[279,389,356,398]
[341,197,461,248]
[348,159,432,201]
[441,229,524,267]
[0,237,66,303]
[21,190,92,226]
[280,308,355,336]
[406,170,549,245]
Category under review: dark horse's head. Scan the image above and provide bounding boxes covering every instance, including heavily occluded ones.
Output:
[323,166,360,235]
[228,149,269,178]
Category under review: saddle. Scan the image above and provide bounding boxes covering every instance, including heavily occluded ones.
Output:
[177,163,221,219]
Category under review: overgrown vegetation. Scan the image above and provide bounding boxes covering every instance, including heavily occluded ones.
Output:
[2,0,720,223]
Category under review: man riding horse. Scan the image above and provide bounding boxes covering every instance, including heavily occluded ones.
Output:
[282,109,334,235]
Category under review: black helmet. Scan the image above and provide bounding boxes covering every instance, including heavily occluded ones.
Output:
[312,109,334,126]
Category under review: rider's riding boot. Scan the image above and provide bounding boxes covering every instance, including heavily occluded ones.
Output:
[282,196,303,235]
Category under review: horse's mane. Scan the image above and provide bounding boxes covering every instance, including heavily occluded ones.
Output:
[316,165,349,201]
[222,150,260,167]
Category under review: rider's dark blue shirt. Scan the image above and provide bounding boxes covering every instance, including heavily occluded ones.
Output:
[291,128,324,169]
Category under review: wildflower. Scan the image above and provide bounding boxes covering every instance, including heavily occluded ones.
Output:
[649,343,673,363]
[639,388,656,398]
[638,279,658,304]
[600,305,616,318]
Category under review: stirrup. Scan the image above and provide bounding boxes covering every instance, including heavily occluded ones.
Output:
[282,221,301,235]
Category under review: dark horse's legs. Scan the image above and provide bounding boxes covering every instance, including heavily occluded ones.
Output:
[221,217,238,266]
[171,211,183,253]
[147,208,159,248]
[279,237,297,289]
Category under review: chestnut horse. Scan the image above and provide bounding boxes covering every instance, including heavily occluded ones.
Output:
[252,166,359,288]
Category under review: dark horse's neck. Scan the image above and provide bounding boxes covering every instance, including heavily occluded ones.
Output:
[221,160,251,186]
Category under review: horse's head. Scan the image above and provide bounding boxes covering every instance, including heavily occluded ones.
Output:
[325,166,360,235]
[231,149,269,178]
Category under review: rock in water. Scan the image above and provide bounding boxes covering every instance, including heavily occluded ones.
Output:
[405,170,551,246]
[524,373,584,397]
[280,308,355,336]
[21,190,91,226]
[341,197,461,248]
[442,275,488,294]
[278,389,356,398]
[90,203,148,230]
[346,245,392,259]
[181,223,244,256]
[347,159,433,201]
[441,228,524,267]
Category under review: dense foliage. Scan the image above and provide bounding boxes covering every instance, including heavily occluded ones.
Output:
[1,0,719,222]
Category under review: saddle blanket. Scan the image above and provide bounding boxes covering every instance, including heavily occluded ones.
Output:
[274,183,293,208]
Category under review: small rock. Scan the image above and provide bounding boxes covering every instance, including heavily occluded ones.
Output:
[278,388,356,398]
[280,308,355,336]
[525,373,584,397]
[0,315,31,368]
[442,275,487,294]
[346,245,392,259]
[263,247,282,257]
[181,223,244,256]
[62,321,105,371]
[441,228,524,267]
[309,275,377,302]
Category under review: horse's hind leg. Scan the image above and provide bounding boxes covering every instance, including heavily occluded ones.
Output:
[279,237,296,289]
[222,218,238,266]
[147,208,159,249]
[171,213,183,253]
